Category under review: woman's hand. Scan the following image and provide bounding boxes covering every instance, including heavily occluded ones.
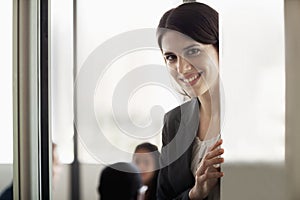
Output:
[189,139,224,200]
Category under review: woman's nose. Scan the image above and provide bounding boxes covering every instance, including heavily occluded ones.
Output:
[176,57,192,74]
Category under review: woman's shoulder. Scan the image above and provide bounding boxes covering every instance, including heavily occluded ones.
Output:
[164,98,197,122]
[161,98,198,145]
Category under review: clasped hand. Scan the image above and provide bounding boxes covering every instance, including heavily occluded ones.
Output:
[189,139,224,200]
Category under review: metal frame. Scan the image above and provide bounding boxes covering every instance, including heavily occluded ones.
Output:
[13,0,50,199]
[71,0,80,199]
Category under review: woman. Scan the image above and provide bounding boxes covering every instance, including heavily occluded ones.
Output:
[156,2,224,200]
[133,142,160,200]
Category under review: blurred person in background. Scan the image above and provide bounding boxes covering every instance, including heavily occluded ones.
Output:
[98,162,147,200]
[132,142,160,200]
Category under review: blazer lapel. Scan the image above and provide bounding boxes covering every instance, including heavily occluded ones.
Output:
[174,97,200,157]
[170,98,200,191]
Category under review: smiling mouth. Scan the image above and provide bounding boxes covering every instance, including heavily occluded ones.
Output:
[179,72,203,85]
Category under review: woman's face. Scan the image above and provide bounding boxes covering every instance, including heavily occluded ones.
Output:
[160,30,219,97]
[133,149,156,185]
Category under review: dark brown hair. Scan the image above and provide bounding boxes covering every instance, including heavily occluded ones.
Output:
[157,2,219,52]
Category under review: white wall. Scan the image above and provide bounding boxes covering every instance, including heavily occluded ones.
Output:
[285,0,300,199]
[0,165,13,193]
[52,165,71,200]
[222,163,286,200]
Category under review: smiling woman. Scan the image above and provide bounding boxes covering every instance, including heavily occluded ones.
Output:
[156,2,223,200]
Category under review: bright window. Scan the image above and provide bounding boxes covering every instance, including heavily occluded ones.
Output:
[0,0,285,165]
[51,0,74,163]
[0,0,13,164]
[75,0,285,164]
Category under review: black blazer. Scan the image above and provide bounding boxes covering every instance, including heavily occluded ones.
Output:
[157,98,218,200]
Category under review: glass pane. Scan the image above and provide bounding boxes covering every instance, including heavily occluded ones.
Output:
[76,0,179,164]
[0,0,13,165]
[75,0,285,199]
[51,1,74,199]
[219,0,285,162]
[76,0,285,164]
[0,0,13,197]
[51,0,74,164]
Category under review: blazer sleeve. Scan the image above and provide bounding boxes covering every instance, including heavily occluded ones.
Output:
[157,113,192,200]
[157,166,191,200]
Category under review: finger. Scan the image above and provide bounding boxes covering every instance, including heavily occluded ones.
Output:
[206,171,224,179]
[206,157,224,168]
[196,159,208,176]
[197,171,224,183]
[208,139,223,152]
[197,157,224,176]
[196,141,224,176]
[205,148,224,160]
[207,164,221,173]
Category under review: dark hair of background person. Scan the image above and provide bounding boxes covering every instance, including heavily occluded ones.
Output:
[0,183,12,200]
[98,162,142,200]
[157,2,219,52]
[134,143,160,200]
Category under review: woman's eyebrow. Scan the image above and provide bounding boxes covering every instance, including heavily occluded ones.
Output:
[163,52,174,56]
[163,44,200,56]
[183,44,199,51]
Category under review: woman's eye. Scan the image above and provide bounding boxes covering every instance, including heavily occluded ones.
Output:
[165,54,177,63]
[186,48,201,56]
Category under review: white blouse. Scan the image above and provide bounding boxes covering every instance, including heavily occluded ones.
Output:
[190,134,221,176]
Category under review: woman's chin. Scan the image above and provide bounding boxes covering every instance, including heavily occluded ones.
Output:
[184,85,207,98]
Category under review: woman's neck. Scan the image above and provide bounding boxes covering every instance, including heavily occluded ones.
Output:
[197,82,220,140]
[198,81,220,115]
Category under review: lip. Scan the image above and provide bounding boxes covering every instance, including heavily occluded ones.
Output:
[179,72,203,86]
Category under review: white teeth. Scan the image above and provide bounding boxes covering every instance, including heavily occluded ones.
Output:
[183,74,199,83]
